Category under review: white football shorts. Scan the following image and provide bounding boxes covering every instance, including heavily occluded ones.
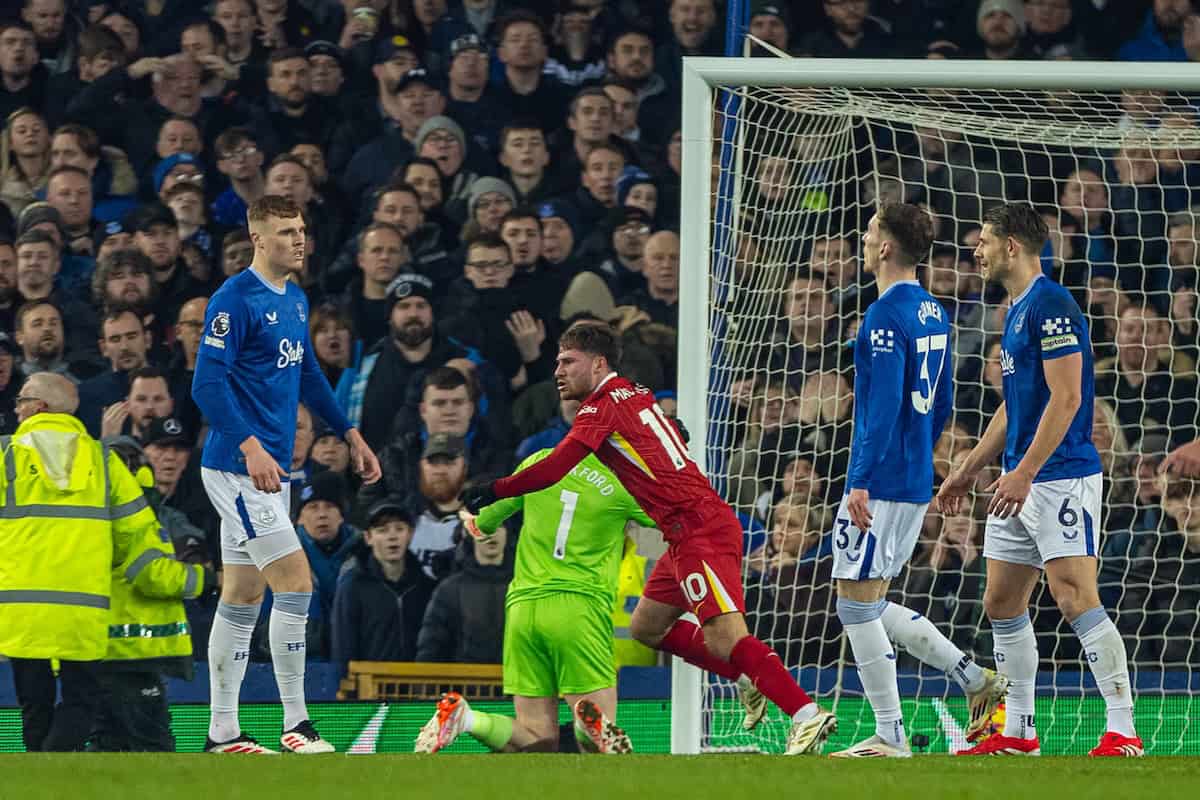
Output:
[983,473,1102,569]
[830,496,927,581]
[201,467,300,569]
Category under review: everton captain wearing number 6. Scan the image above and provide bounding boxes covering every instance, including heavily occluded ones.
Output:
[829,204,1009,758]
[192,196,382,755]
[463,321,837,755]
[938,203,1142,757]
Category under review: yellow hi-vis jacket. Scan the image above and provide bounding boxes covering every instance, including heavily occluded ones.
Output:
[0,413,186,661]
[106,503,205,663]
[612,537,658,670]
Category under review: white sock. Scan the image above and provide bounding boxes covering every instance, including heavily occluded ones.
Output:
[839,599,905,747]
[991,613,1038,740]
[1072,607,1136,738]
[271,592,311,731]
[208,601,259,742]
[881,601,985,692]
[791,704,818,723]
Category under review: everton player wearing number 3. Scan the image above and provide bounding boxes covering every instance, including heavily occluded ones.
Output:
[829,204,1009,758]
[192,196,382,755]
[938,203,1142,757]
[463,322,837,755]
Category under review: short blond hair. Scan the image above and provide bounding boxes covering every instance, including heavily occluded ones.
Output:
[246,194,302,225]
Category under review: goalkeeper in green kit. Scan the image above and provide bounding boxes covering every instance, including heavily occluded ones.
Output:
[415,448,653,754]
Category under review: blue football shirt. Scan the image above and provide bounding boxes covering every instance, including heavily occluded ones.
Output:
[847,280,953,503]
[999,274,1102,481]
[194,269,320,474]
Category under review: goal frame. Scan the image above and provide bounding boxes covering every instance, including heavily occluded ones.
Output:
[674,56,1200,755]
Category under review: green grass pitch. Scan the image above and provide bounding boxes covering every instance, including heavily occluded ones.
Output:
[4,753,1198,800]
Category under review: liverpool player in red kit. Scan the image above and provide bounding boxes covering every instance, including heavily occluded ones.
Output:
[464,322,837,754]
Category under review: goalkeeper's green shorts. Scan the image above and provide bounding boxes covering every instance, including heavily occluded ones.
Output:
[503,593,615,697]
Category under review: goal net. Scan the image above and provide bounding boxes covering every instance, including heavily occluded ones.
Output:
[677,59,1200,756]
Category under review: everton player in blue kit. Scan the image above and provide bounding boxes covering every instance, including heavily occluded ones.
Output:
[939,203,1141,757]
[829,205,1008,758]
[193,196,382,754]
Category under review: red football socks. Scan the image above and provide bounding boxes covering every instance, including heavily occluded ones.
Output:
[729,635,813,716]
[657,620,742,681]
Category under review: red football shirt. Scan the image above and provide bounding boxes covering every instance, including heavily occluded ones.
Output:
[566,374,725,529]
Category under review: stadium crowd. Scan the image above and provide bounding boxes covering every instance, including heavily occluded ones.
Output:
[0,0,1199,695]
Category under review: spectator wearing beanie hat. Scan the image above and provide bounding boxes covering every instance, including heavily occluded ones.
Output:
[536,199,581,274]
[972,0,1032,60]
[93,218,133,262]
[615,165,658,220]
[443,33,508,154]
[465,176,516,236]
[305,40,347,98]
[16,201,94,300]
[341,272,471,456]
[152,153,205,202]
[417,115,483,227]
[748,1,792,54]
[291,469,363,658]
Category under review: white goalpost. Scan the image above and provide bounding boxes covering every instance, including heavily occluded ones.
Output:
[676,57,1200,755]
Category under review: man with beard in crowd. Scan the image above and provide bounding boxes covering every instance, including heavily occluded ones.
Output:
[405,433,470,581]
[260,48,337,156]
[80,247,167,358]
[76,304,151,435]
[345,274,469,456]
[14,299,95,382]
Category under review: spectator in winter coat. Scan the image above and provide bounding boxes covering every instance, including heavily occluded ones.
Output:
[331,501,437,673]
[296,471,362,627]
[415,524,511,663]
[341,273,469,453]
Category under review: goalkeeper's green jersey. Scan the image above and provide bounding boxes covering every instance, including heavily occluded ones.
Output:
[477,449,654,608]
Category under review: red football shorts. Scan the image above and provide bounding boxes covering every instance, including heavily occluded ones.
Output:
[643,509,746,624]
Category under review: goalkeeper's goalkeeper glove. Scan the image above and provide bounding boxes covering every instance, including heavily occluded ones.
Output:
[462,482,498,514]
[458,509,491,541]
[672,417,691,445]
